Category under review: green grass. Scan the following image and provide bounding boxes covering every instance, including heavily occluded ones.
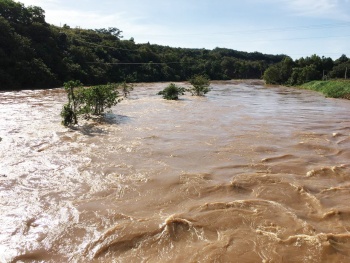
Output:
[300,80,350,99]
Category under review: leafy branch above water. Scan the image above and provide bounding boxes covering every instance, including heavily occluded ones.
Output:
[157,83,186,100]
[188,75,211,96]
[61,80,132,126]
[157,75,211,100]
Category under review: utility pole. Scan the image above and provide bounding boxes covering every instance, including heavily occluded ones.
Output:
[345,67,348,79]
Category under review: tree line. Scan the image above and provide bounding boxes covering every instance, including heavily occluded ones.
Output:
[1,0,348,90]
[263,54,349,86]
[0,0,285,90]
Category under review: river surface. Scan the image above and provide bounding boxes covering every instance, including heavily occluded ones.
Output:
[1,80,350,263]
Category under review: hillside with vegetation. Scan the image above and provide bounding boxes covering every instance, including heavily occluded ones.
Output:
[0,0,287,90]
[1,0,349,94]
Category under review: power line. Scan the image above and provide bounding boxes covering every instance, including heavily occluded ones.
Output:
[243,22,350,34]
[63,28,349,61]
[73,32,350,51]
[220,34,350,44]
[133,22,350,37]
[86,61,195,65]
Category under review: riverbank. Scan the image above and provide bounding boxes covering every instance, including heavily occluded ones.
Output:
[300,80,350,99]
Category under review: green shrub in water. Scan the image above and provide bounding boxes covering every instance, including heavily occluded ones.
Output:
[61,81,126,126]
[188,75,211,96]
[158,83,186,100]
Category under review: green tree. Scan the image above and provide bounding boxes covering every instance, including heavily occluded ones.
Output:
[289,65,320,85]
[158,83,186,100]
[79,83,122,116]
[335,54,348,65]
[263,57,294,85]
[61,80,83,126]
[188,75,211,96]
[61,81,123,126]
[0,0,301,90]
[94,27,123,39]
[263,64,281,84]
[329,61,350,79]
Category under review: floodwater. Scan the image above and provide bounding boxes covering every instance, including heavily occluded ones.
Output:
[1,80,350,263]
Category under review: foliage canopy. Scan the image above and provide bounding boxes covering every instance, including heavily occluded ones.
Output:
[61,81,124,126]
[61,80,83,126]
[188,75,211,96]
[79,83,122,116]
[1,0,348,91]
[0,0,286,90]
[263,54,349,86]
[158,83,186,100]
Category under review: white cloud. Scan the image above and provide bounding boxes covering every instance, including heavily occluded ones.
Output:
[42,7,168,44]
[287,0,337,15]
[17,0,58,7]
[280,0,350,19]
[46,9,122,29]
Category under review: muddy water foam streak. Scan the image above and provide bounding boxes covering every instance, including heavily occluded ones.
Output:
[1,81,350,262]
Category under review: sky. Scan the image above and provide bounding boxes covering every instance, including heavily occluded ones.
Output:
[17,0,350,60]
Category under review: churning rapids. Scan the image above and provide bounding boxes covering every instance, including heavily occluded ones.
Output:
[1,80,350,263]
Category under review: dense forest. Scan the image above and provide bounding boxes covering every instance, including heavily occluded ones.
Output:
[0,0,286,90]
[263,55,349,86]
[0,0,349,90]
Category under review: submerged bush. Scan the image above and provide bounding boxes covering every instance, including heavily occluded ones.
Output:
[61,81,126,126]
[61,103,76,126]
[79,83,122,116]
[120,81,134,97]
[158,83,186,100]
[188,75,211,96]
[60,80,83,126]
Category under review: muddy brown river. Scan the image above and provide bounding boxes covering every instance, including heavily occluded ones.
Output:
[1,80,350,262]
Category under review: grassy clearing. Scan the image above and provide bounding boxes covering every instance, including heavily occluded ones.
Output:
[300,80,350,99]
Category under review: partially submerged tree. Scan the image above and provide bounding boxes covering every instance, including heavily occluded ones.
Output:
[79,83,122,116]
[188,75,211,96]
[158,83,186,100]
[61,80,83,126]
[119,81,134,97]
[61,81,124,126]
